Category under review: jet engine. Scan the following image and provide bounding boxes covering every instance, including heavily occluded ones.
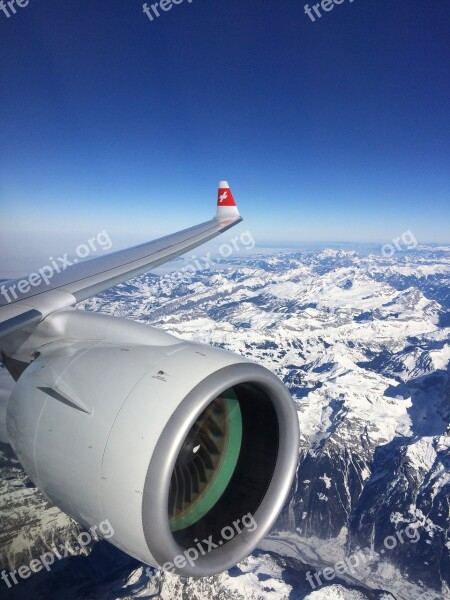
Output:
[6,308,299,577]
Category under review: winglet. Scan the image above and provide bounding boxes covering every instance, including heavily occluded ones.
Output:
[216,181,240,220]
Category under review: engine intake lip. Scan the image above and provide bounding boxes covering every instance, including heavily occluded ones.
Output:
[142,362,299,577]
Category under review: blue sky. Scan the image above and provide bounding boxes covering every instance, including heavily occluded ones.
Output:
[1,0,449,273]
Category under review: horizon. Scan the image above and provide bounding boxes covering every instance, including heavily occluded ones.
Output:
[1,233,448,281]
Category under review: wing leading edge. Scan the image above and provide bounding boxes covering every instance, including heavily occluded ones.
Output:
[0,181,242,340]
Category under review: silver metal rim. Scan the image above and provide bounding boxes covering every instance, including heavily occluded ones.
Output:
[142,362,299,577]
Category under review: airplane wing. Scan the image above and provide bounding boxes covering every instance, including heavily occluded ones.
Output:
[0,181,241,340]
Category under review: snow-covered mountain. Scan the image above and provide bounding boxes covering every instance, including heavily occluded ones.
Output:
[1,246,449,599]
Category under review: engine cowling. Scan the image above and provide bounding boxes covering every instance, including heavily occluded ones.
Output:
[7,309,299,577]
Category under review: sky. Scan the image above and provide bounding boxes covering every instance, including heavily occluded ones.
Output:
[0,0,449,274]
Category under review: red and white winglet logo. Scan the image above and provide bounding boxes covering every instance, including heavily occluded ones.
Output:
[217,183,236,206]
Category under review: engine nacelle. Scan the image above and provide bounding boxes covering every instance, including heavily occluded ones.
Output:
[7,309,299,577]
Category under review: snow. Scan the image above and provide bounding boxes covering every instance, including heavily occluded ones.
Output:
[1,246,449,599]
[74,247,449,597]
[304,584,369,599]
[319,474,332,489]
